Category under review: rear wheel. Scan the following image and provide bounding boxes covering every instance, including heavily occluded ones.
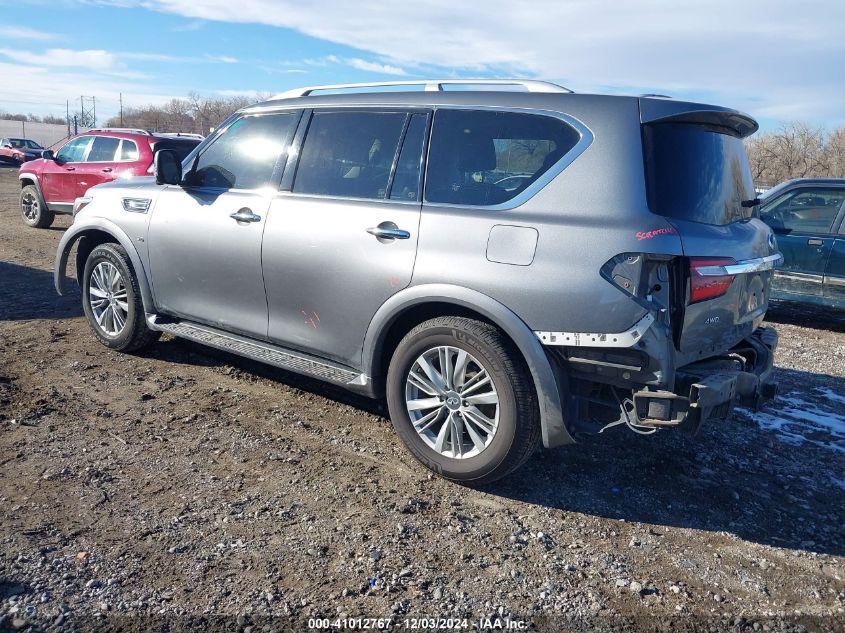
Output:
[20,185,53,228]
[386,316,540,485]
[82,243,161,352]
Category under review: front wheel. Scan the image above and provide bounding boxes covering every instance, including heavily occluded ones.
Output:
[82,243,161,352]
[386,316,541,485]
[20,185,53,228]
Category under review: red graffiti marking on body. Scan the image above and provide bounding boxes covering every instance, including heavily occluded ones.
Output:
[301,310,320,329]
[636,227,677,241]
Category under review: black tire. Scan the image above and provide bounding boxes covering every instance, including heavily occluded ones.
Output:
[82,243,161,352]
[20,184,54,228]
[386,316,541,485]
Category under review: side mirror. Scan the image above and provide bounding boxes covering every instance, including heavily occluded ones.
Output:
[41,150,54,161]
[154,149,182,185]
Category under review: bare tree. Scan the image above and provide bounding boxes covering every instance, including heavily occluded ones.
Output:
[745,121,844,187]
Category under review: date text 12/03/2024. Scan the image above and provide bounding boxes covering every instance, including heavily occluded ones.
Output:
[307,617,528,629]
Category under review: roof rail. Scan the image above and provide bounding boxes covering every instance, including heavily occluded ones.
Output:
[88,127,152,136]
[272,79,572,100]
[154,132,205,140]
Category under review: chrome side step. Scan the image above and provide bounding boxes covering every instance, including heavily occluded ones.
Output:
[148,316,369,388]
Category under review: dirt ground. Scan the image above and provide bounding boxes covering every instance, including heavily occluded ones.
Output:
[1,165,844,632]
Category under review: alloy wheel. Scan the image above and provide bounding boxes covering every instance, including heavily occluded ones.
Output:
[404,345,500,459]
[21,192,38,221]
[89,262,129,337]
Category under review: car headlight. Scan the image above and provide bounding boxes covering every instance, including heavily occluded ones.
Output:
[73,196,93,216]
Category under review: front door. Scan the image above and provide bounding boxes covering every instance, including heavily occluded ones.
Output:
[262,109,429,366]
[147,111,301,338]
[41,136,92,203]
[760,187,844,297]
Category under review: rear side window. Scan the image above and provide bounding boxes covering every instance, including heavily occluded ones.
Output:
[119,140,139,161]
[425,109,581,206]
[293,111,406,199]
[389,113,427,202]
[191,113,298,190]
[87,137,120,162]
[643,123,755,225]
[760,188,844,234]
[56,136,91,163]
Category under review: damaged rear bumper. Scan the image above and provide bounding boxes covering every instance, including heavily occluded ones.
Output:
[630,326,778,432]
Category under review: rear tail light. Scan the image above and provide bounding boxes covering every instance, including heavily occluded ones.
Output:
[689,257,736,304]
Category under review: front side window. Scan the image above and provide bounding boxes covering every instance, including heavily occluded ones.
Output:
[56,136,92,163]
[293,111,407,199]
[425,109,581,206]
[191,113,298,190]
[760,188,844,234]
[87,137,121,162]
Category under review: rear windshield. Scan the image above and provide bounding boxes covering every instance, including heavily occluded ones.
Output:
[643,123,755,225]
[151,139,200,162]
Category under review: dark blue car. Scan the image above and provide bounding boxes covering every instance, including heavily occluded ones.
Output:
[759,178,845,309]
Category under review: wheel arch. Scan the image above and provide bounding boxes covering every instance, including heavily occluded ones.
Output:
[18,174,47,207]
[362,284,574,448]
[54,219,154,314]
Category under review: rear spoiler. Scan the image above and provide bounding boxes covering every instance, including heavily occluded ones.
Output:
[639,98,758,139]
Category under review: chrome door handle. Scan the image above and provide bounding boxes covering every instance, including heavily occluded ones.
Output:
[101,167,112,173]
[366,226,410,240]
[230,208,261,223]
[807,238,823,246]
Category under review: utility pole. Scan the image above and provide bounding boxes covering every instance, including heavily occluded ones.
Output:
[66,100,70,137]
[119,93,123,126]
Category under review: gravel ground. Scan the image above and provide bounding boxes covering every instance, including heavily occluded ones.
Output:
[1,166,844,632]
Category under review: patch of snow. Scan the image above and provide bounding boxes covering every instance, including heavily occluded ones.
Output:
[738,392,845,454]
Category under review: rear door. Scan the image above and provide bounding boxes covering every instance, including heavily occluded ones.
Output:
[759,187,844,296]
[641,119,779,358]
[76,136,121,197]
[262,109,428,366]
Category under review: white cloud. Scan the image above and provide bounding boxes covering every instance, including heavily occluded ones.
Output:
[111,0,845,125]
[0,61,181,122]
[0,25,60,41]
[0,48,117,70]
[345,58,407,76]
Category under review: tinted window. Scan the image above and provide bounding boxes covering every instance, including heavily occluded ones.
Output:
[87,137,120,162]
[192,113,297,189]
[643,123,755,225]
[760,188,844,234]
[153,139,199,163]
[293,111,406,199]
[389,113,427,201]
[56,136,91,163]
[425,109,580,206]
[119,140,139,161]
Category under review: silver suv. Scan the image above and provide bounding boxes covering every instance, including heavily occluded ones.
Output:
[55,79,782,484]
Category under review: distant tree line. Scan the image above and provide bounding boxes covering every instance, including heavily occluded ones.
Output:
[0,110,67,125]
[103,92,272,135]
[746,122,845,188]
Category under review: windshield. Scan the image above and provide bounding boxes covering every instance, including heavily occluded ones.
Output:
[643,123,755,225]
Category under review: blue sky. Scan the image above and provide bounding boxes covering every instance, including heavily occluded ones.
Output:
[1,0,843,132]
